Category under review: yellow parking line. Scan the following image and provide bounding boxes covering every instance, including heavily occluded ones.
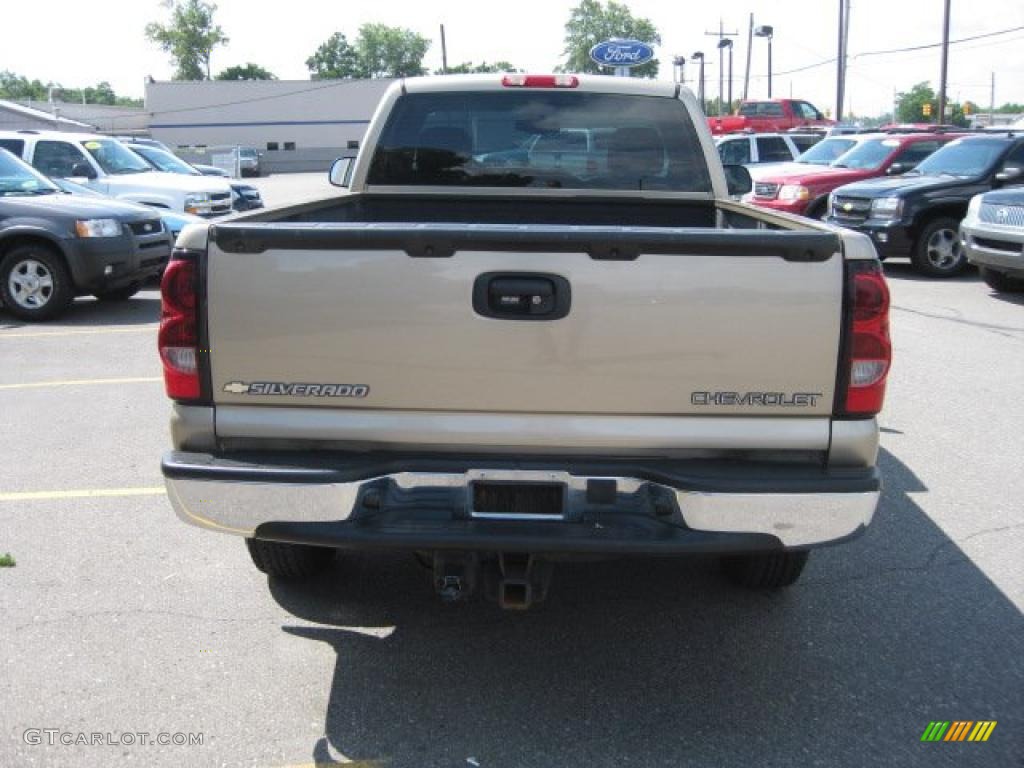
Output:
[0,376,162,391]
[0,487,166,502]
[0,326,157,339]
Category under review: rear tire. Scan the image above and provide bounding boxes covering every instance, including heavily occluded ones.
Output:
[94,282,141,302]
[245,538,334,580]
[980,267,1024,293]
[0,244,74,321]
[911,217,967,277]
[721,550,809,589]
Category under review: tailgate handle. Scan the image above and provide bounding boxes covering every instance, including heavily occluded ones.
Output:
[473,272,571,321]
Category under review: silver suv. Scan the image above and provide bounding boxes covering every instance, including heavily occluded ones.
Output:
[0,130,234,216]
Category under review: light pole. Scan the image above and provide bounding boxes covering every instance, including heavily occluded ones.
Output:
[691,51,706,112]
[754,25,774,98]
[673,55,686,85]
[718,39,733,114]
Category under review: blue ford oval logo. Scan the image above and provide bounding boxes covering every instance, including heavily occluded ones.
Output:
[589,39,655,69]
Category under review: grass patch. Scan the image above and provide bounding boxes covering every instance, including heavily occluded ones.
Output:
[0,553,15,567]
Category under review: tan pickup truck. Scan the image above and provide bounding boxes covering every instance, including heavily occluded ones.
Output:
[160,74,891,609]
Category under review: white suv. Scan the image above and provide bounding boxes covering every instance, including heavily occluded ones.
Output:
[0,130,233,217]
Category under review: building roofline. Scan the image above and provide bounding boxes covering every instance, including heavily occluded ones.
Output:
[0,99,93,128]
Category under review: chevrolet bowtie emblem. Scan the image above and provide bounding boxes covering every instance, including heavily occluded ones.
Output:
[843,202,853,212]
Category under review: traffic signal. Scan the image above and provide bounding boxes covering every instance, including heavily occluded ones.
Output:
[963,102,972,115]
[923,103,932,117]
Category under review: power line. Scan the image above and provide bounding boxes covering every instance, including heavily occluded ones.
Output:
[748,23,1024,80]
[853,23,1024,58]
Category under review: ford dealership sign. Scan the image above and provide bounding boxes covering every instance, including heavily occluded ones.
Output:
[589,39,655,69]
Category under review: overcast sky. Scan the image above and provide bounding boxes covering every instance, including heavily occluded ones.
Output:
[3,0,1023,116]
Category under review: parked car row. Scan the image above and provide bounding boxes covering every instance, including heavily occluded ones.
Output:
[122,142,264,211]
[0,131,233,216]
[731,127,1024,282]
[1,130,267,321]
[825,132,1024,279]
[751,132,963,220]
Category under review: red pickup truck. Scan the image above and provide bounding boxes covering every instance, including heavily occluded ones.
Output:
[708,99,834,136]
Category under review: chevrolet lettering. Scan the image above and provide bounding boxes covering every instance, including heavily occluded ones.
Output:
[691,391,823,407]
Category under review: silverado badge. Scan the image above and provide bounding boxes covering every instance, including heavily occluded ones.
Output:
[222,381,369,398]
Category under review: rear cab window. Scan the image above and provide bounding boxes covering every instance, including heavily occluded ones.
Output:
[739,102,785,117]
[367,91,712,192]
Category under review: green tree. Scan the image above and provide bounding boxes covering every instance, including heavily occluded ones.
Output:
[306,24,430,79]
[435,61,519,75]
[895,82,936,123]
[995,102,1024,114]
[0,71,49,100]
[145,0,229,80]
[0,73,141,106]
[306,32,361,79]
[560,0,660,78]
[84,81,117,104]
[355,23,430,78]
[216,63,277,80]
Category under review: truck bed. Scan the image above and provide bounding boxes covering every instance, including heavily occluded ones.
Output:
[190,193,845,456]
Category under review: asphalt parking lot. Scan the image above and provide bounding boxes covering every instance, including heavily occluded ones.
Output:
[1,179,1022,766]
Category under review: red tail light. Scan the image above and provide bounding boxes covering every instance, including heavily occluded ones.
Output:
[838,261,891,417]
[502,74,579,88]
[159,256,201,400]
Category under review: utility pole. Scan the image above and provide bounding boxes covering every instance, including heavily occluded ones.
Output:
[705,20,738,115]
[835,0,847,121]
[937,0,951,124]
[742,13,753,100]
[989,71,995,126]
[440,24,448,75]
[726,43,734,107]
[843,0,851,118]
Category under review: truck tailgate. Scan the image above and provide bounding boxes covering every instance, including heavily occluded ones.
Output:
[205,223,843,419]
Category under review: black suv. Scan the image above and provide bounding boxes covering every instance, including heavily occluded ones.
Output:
[826,133,1024,276]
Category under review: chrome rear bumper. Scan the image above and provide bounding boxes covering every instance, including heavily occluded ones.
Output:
[163,451,879,551]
